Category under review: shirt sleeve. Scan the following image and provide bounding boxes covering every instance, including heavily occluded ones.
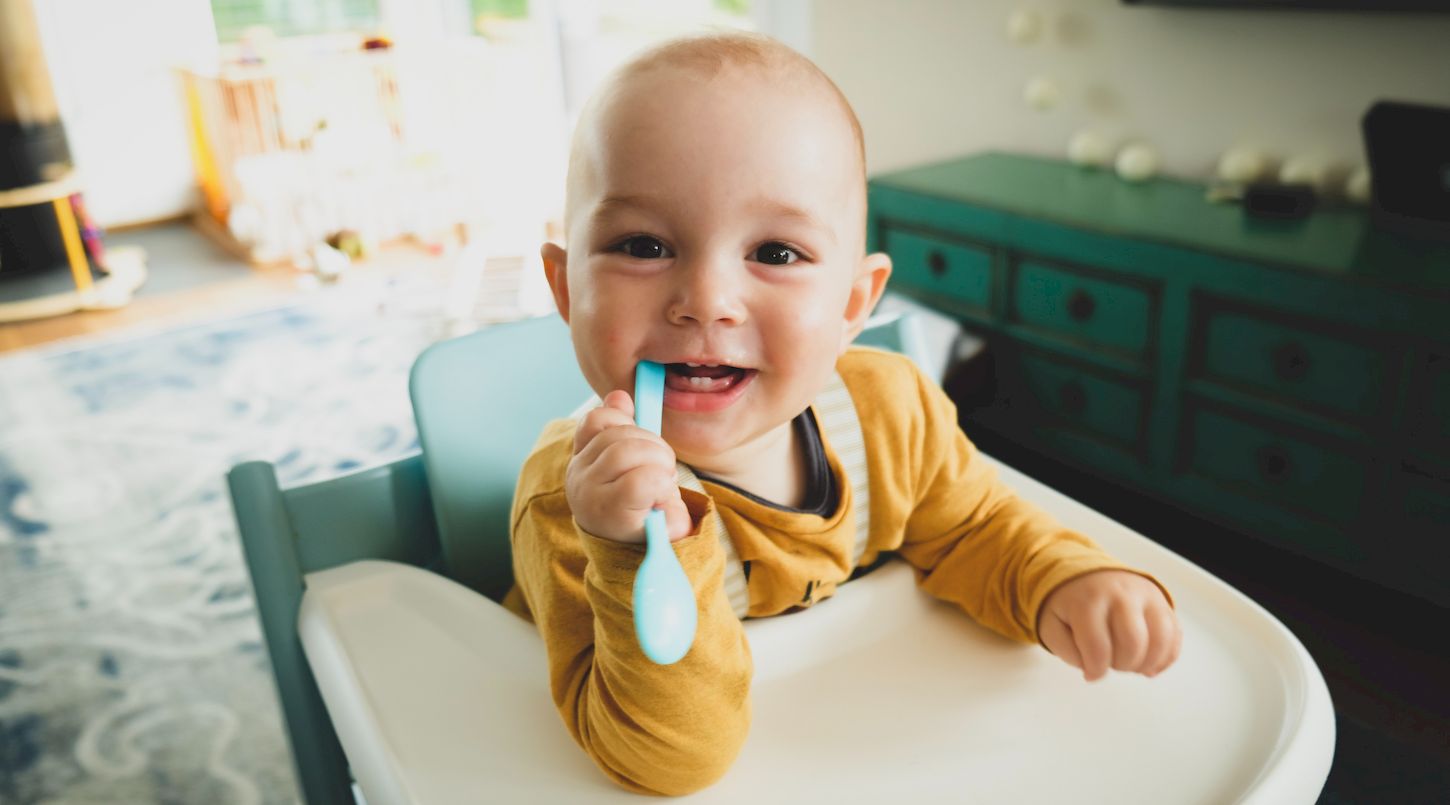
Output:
[891,364,1171,644]
[510,484,752,795]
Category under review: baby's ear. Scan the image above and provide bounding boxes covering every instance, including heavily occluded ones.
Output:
[840,252,892,352]
[541,242,570,322]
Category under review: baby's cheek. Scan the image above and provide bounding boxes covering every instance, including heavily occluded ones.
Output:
[576,321,631,394]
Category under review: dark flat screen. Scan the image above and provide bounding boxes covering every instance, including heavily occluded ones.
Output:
[1124,0,1450,10]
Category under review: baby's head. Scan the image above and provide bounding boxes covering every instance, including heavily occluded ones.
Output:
[542,32,891,471]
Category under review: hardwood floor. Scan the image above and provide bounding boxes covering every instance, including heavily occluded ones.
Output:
[0,267,290,353]
[0,221,454,354]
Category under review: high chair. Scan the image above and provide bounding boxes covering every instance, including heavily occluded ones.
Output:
[228,312,1334,805]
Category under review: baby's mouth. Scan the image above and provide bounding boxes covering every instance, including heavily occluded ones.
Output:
[664,363,752,393]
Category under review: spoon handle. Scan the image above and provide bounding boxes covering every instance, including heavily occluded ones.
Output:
[632,361,697,664]
[634,361,664,435]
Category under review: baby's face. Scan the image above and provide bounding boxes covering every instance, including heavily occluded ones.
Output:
[553,66,872,468]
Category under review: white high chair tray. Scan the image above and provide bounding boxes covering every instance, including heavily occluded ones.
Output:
[298,458,1334,804]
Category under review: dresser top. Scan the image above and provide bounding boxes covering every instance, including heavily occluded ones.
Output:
[870,152,1450,293]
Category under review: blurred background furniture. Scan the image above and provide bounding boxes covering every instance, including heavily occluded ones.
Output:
[870,151,1450,609]
[0,0,144,321]
[180,39,483,266]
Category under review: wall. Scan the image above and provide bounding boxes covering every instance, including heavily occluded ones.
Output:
[34,0,219,227]
[810,0,1450,180]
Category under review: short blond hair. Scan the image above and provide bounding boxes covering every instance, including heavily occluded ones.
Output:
[605,32,864,162]
[565,31,865,229]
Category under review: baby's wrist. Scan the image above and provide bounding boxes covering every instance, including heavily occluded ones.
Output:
[575,515,645,544]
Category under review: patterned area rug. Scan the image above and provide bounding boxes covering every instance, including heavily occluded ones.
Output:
[0,279,488,804]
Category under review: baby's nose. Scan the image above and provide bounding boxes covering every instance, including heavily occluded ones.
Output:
[667,259,747,325]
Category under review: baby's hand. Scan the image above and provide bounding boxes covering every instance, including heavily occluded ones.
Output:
[566,390,693,544]
[1037,570,1181,682]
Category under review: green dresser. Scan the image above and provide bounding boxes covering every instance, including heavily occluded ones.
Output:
[868,152,1450,607]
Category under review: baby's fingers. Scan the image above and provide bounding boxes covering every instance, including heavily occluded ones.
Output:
[1072,608,1113,682]
[583,433,675,486]
[573,390,636,454]
[1039,613,1083,671]
[1141,605,1183,677]
[661,493,693,542]
[1108,600,1150,673]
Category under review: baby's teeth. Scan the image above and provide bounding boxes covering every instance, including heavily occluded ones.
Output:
[688,376,713,387]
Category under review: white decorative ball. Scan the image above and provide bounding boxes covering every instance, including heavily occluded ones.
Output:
[1007,10,1045,45]
[1068,130,1112,167]
[311,243,352,279]
[227,203,264,245]
[1217,147,1270,185]
[1279,154,1337,196]
[1024,77,1061,111]
[1278,155,1318,184]
[1346,166,1372,205]
[1115,143,1160,183]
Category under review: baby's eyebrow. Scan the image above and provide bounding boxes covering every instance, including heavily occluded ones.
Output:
[747,197,836,244]
[589,194,836,244]
[590,194,656,225]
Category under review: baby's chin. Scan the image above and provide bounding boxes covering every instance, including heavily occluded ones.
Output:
[663,433,741,471]
[663,418,790,474]
[662,419,741,456]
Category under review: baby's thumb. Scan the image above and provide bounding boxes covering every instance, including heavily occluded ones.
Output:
[662,492,694,543]
[601,388,635,419]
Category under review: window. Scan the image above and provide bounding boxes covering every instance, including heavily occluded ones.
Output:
[470,0,529,21]
[211,0,381,42]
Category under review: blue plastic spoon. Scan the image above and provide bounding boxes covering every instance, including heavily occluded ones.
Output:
[632,360,697,665]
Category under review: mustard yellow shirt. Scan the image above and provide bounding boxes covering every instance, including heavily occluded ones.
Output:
[504,347,1159,795]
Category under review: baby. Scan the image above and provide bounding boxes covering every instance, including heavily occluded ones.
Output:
[503,32,1180,796]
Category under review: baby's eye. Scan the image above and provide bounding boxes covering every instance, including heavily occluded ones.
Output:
[753,242,801,266]
[614,235,671,260]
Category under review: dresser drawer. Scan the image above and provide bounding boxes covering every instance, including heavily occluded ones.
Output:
[1402,464,1450,538]
[1010,259,1153,360]
[1182,405,1370,525]
[883,228,993,316]
[1192,302,1394,423]
[1014,350,1146,450]
[1411,350,1450,446]
[1393,462,1450,607]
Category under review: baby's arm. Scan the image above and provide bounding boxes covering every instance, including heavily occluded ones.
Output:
[893,366,1179,680]
[510,393,752,795]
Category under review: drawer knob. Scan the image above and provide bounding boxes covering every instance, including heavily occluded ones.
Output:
[1059,379,1088,416]
[1067,289,1096,322]
[1270,341,1311,382]
[927,250,948,277]
[1255,445,1293,483]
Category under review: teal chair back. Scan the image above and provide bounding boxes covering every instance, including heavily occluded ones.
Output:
[228,314,585,805]
[409,314,592,601]
[228,312,922,804]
